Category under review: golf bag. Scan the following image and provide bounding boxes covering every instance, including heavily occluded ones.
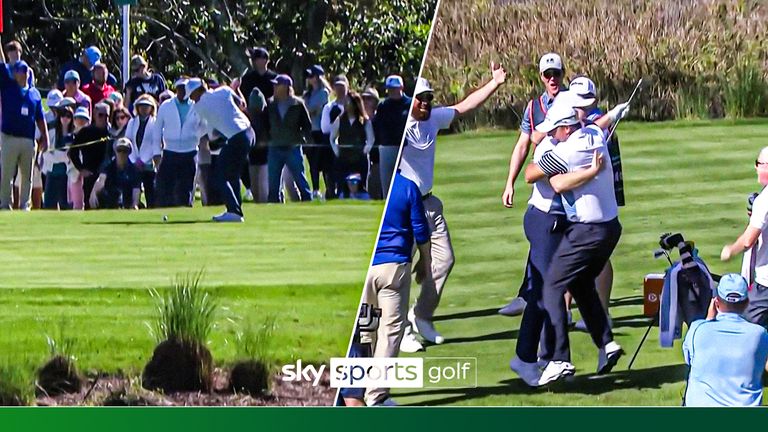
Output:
[658,233,715,347]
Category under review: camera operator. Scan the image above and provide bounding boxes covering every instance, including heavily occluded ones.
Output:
[682,273,768,406]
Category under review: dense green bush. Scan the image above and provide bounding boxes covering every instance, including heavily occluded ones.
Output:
[424,0,768,129]
[9,0,435,91]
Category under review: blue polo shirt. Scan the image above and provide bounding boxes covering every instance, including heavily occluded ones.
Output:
[0,64,44,139]
[372,172,430,266]
[683,312,768,406]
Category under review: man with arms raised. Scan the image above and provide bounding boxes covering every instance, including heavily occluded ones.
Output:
[399,63,506,351]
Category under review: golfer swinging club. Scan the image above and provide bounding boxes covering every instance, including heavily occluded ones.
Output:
[186,78,255,222]
[398,63,507,352]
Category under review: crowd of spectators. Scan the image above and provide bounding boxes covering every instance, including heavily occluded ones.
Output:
[0,41,412,215]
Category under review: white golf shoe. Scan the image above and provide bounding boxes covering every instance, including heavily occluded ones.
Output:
[538,361,576,386]
[597,341,624,375]
[212,212,244,223]
[408,308,444,344]
[399,330,424,353]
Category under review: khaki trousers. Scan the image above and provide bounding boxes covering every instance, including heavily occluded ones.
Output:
[0,133,36,210]
[361,261,411,405]
[413,194,455,320]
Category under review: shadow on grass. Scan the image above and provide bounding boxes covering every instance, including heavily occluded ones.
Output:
[394,363,687,406]
[82,220,210,226]
[433,308,500,322]
[609,295,644,308]
[443,329,519,345]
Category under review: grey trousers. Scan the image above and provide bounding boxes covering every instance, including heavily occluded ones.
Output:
[747,283,768,328]
[361,261,411,405]
[0,133,36,210]
[413,194,455,320]
[378,146,400,198]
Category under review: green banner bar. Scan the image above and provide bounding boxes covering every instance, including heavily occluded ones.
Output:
[1,407,762,432]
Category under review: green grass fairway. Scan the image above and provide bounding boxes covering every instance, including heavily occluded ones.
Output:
[393,119,768,406]
[0,201,381,375]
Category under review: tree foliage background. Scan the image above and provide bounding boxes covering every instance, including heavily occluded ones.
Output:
[7,0,435,91]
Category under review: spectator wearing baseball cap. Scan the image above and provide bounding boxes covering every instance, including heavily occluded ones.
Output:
[303,65,333,200]
[154,78,204,207]
[57,45,117,90]
[62,69,92,117]
[499,52,567,317]
[82,62,116,105]
[124,55,167,113]
[682,273,768,406]
[89,137,141,209]
[263,74,313,203]
[240,47,278,200]
[0,44,48,211]
[375,74,412,197]
[124,94,161,208]
[69,102,112,210]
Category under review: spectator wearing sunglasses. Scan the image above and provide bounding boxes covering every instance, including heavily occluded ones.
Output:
[124,55,166,113]
[498,52,567,318]
[43,105,75,209]
[125,94,161,208]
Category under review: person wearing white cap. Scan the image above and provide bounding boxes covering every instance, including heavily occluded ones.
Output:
[154,78,203,207]
[124,94,161,208]
[397,62,507,353]
[524,102,623,385]
[498,52,566,317]
[186,77,255,222]
[682,273,768,406]
[376,74,411,197]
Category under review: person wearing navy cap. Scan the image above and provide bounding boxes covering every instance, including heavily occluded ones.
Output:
[240,47,278,200]
[682,273,768,406]
[0,44,48,210]
[262,74,313,203]
[57,45,117,90]
[375,75,411,197]
[303,65,333,200]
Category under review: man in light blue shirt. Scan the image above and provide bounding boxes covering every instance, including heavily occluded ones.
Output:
[683,273,768,406]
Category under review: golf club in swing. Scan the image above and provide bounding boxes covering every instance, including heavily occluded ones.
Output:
[606,78,643,141]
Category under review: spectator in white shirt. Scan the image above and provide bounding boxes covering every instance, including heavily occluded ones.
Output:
[124,94,162,208]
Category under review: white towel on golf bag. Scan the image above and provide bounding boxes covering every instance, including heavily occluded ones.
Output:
[742,246,755,287]
[659,258,715,348]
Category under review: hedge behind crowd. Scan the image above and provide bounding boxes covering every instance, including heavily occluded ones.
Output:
[423,0,768,130]
[7,0,435,91]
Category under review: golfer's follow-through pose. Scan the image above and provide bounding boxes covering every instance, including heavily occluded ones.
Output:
[186,78,255,222]
[398,63,507,352]
[525,102,623,384]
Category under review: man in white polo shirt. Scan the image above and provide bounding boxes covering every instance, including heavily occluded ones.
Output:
[186,78,254,222]
[721,146,768,328]
[398,63,507,352]
[525,102,623,384]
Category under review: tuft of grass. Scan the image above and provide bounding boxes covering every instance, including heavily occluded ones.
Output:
[0,360,35,406]
[236,315,278,367]
[148,270,218,346]
[45,319,77,360]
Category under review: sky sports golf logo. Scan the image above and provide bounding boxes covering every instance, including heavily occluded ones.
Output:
[329,357,477,389]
